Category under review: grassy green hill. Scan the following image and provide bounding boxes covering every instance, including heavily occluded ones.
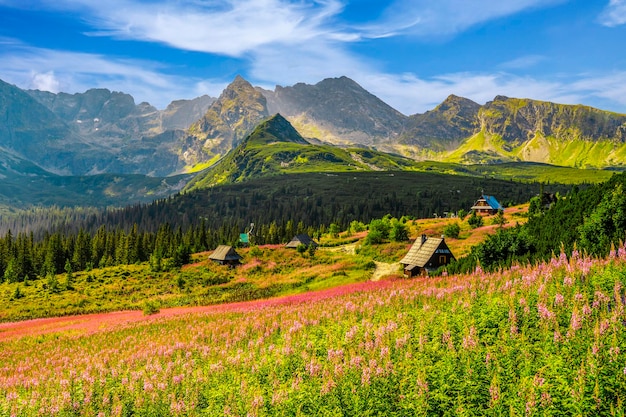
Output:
[187,113,613,192]
[186,114,418,190]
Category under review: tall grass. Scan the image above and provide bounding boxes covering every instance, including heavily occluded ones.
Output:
[2,247,626,415]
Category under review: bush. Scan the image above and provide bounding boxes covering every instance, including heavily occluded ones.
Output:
[142,300,160,315]
[492,209,506,227]
[390,222,409,242]
[443,222,461,238]
[467,211,484,229]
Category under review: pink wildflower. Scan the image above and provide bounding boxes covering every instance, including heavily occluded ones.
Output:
[554,293,564,306]
[570,310,582,331]
[537,303,555,321]
[361,367,371,386]
[489,384,500,403]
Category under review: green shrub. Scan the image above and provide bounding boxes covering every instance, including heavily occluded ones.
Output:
[443,222,461,238]
[467,211,484,229]
[142,300,160,315]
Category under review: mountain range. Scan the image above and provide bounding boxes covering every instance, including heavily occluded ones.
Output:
[1,75,626,207]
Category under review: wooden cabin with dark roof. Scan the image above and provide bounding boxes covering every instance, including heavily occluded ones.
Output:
[209,245,242,267]
[471,194,503,215]
[285,234,318,249]
[400,235,455,277]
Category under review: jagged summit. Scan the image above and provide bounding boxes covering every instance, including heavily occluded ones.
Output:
[185,75,269,164]
[262,75,407,145]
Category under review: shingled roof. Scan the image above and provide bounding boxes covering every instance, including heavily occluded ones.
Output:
[400,237,445,268]
[285,234,318,249]
[209,245,242,261]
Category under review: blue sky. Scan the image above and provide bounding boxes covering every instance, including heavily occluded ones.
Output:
[1,0,625,115]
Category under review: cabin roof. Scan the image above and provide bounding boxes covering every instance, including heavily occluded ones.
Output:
[209,245,242,261]
[472,194,503,211]
[285,234,317,248]
[400,237,445,267]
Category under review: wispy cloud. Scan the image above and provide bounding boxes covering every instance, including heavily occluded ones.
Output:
[358,72,565,114]
[569,71,626,105]
[363,0,567,39]
[598,0,626,26]
[0,42,226,108]
[498,55,546,70]
[10,0,349,56]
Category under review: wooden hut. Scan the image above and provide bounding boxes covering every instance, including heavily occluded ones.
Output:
[471,194,503,215]
[209,245,242,267]
[400,235,455,277]
[285,234,318,249]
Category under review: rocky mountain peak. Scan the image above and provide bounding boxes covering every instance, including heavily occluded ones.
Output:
[261,76,406,145]
[184,76,269,163]
[398,95,480,149]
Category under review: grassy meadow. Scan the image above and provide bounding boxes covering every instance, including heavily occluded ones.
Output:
[0,209,527,323]
[2,243,626,416]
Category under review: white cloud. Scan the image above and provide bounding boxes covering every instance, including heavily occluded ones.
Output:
[569,71,626,105]
[22,0,347,57]
[29,71,61,92]
[599,0,626,26]
[359,71,626,115]
[356,72,563,114]
[0,43,226,108]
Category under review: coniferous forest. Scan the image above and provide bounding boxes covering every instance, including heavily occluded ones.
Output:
[448,171,626,273]
[0,171,571,283]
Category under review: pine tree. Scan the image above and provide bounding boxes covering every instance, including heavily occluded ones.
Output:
[64,259,74,290]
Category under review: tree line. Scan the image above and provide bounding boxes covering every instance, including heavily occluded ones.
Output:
[0,171,567,282]
[446,172,626,273]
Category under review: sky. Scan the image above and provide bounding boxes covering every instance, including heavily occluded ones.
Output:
[1,0,625,115]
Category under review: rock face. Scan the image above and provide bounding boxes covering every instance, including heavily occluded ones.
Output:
[161,96,215,130]
[399,95,481,150]
[185,76,269,164]
[479,96,626,144]
[261,76,407,145]
[16,86,214,176]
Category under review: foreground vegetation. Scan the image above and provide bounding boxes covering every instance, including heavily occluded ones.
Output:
[2,246,625,416]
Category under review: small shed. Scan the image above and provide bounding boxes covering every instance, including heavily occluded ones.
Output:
[400,235,455,277]
[209,245,242,266]
[285,234,318,249]
[471,194,503,215]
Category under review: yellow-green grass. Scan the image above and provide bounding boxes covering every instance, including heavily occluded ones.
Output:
[0,245,373,323]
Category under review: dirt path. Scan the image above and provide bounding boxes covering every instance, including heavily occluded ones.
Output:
[325,243,357,255]
[371,261,400,281]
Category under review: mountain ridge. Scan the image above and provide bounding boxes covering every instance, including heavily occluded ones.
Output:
[2,74,626,208]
